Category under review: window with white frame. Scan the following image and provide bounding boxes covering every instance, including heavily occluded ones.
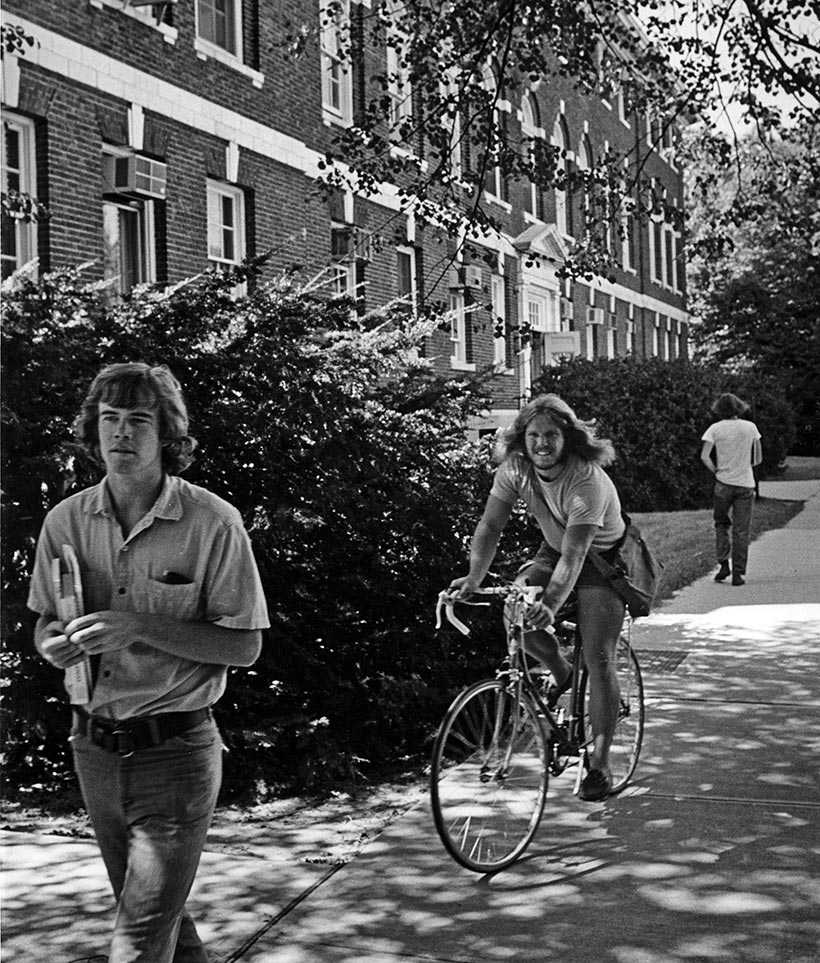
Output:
[207,181,245,270]
[491,273,507,367]
[576,135,592,239]
[384,1,412,136]
[396,245,417,314]
[1,115,38,280]
[449,290,468,366]
[482,63,503,201]
[329,222,357,296]
[652,314,659,356]
[321,0,353,126]
[102,198,156,296]
[621,174,636,272]
[520,93,541,220]
[551,117,568,236]
[197,0,242,58]
[440,71,463,183]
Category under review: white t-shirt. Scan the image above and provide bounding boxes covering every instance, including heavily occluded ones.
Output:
[701,418,761,488]
[490,453,624,552]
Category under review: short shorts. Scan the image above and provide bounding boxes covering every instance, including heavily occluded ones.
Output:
[517,540,621,591]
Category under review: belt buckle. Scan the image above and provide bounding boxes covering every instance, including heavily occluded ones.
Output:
[112,728,136,758]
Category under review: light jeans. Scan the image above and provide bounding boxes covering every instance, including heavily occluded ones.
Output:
[713,481,755,575]
[71,716,222,963]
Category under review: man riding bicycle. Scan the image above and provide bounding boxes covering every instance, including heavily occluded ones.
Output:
[449,394,626,801]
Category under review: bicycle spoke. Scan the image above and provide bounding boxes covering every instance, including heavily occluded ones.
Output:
[430,680,549,873]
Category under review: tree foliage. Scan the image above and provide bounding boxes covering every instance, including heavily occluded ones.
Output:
[281,0,819,274]
[533,355,794,511]
[685,118,820,452]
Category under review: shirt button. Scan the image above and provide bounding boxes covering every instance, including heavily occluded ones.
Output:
[103,671,111,678]
[118,587,126,595]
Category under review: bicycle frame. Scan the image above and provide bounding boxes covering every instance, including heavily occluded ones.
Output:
[437,586,591,785]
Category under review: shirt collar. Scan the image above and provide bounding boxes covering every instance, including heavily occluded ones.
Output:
[87,474,183,522]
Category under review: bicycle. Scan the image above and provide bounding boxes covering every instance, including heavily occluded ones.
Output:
[429,583,645,874]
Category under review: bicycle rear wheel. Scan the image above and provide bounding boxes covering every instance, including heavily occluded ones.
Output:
[430,678,549,873]
[579,634,645,793]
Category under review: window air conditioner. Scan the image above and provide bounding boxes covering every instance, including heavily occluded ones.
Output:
[103,154,167,199]
[560,297,573,319]
[463,265,482,289]
[447,267,462,289]
[587,307,605,325]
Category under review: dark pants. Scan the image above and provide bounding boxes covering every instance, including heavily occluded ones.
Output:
[713,481,755,575]
[71,717,222,963]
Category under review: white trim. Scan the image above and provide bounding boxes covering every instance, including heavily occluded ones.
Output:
[193,38,264,87]
[7,17,320,183]
[127,103,144,151]
[1,112,39,277]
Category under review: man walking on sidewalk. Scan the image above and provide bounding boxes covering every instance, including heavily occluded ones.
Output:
[27,363,270,963]
[700,392,763,586]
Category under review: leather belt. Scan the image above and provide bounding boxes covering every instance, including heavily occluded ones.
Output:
[72,705,210,757]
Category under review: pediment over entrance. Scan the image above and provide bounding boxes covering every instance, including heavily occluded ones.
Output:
[512,223,568,265]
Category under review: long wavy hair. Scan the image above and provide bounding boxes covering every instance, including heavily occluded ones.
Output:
[74,363,197,474]
[494,394,615,467]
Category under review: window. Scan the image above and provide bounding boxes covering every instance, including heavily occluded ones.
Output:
[440,71,463,183]
[103,199,155,296]
[396,245,417,314]
[197,0,241,57]
[449,290,468,366]
[384,1,412,137]
[1,116,38,280]
[621,175,636,272]
[329,222,357,296]
[551,117,568,236]
[207,181,245,269]
[576,135,592,238]
[520,93,541,220]
[491,273,507,367]
[482,64,503,201]
[321,0,353,126]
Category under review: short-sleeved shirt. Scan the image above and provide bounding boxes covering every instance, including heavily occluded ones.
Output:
[490,452,625,553]
[701,418,761,488]
[27,474,270,719]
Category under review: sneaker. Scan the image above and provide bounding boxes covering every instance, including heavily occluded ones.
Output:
[714,562,731,582]
[732,573,745,586]
[579,768,611,801]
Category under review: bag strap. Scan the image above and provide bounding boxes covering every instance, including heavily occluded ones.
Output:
[526,464,628,573]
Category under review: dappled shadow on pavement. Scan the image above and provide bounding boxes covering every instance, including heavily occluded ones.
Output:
[0,830,329,963]
[240,616,820,963]
[239,784,819,963]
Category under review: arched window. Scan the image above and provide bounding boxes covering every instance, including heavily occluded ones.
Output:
[482,63,503,200]
[521,92,541,219]
[576,134,593,237]
[551,115,569,236]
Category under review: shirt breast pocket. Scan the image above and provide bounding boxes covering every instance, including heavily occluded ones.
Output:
[145,579,203,621]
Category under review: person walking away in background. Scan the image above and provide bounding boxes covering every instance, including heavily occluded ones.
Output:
[700,392,763,586]
[27,363,270,963]
[448,394,627,802]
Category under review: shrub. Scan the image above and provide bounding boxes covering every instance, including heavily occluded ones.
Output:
[532,356,794,511]
[1,263,499,799]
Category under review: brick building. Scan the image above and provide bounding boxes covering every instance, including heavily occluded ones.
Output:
[2,0,688,429]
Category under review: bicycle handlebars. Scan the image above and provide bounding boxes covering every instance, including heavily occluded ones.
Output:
[435,585,543,637]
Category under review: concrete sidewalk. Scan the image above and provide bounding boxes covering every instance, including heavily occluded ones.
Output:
[2,476,819,963]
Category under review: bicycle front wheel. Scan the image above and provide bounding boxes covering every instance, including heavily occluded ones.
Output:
[579,634,645,793]
[430,678,549,873]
